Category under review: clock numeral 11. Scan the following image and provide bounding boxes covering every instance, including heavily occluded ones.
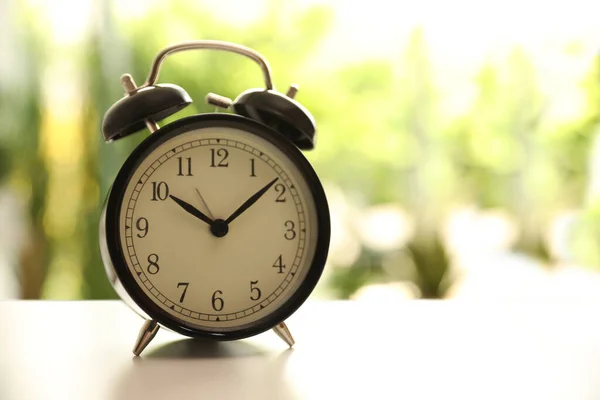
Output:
[177,157,192,176]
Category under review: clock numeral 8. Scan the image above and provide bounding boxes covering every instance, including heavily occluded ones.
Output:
[211,290,224,311]
[147,253,160,275]
[150,181,169,201]
[284,220,296,240]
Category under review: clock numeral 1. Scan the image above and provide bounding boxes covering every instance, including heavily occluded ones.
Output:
[274,183,286,202]
[250,158,257,177]
[210,148,229,167]
[147,253,160,275]
[250,280,261,301]
[150,181,169,201]
[273,255,286,274]
[177,157,192,176]
[177,282,189,303]
[284,220,296,240]
[136,217,148,238]
[211,290,224,311]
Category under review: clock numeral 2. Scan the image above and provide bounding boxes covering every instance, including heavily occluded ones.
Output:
[274,183,286,202]
[147,253,160,275]
[211,290,224,311]
[177,157,192,176]
[136,217,148,238]
[250,280,261,301]
[177,282,189,303]
[151,181,169,201]
[210,148,229,167]
[284,220,296,240]
[273,255,286,274]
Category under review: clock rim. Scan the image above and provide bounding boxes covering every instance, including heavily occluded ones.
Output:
[101,113,331,340]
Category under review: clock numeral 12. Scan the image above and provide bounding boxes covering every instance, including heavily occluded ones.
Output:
[150,181,169,201]
[210,148,229,167]
[250,280,261,301]
[177,282,189,303]
[177,157,192,176]
[211,290,224,311]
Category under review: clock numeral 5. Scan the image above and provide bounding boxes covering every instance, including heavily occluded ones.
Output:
[273,255,286,274]
[150,181,169,201]
[147,253,160,275]
[177,282,189,303]
[136,217,149,238]
[177,157,192,176]
[211,290,224,311]
[250,280,262,301]
[210,148,229,167]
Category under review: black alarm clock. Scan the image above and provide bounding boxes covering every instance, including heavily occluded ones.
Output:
[99,40,330,356]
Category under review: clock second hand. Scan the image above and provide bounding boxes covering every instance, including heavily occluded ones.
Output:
[195,188,214,220]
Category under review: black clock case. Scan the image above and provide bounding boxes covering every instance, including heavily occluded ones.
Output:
[99,113,330,340]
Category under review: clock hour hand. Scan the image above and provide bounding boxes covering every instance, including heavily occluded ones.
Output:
[169,194,214,226]
[225,177,279,224]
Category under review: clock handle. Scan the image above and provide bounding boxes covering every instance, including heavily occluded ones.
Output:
[133,319,160,356]
[273,321,295,347]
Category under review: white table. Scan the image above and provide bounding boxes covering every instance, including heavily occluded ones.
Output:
[2,300,600,400]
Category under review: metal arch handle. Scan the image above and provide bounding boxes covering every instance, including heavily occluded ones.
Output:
[140,40,275,90]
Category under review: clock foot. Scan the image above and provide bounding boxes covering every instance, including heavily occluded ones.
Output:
[132,319,159,356]
[272,321,295,347]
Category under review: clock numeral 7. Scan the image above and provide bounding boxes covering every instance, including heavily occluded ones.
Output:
[210,148,229,167]
[177,282,189,303]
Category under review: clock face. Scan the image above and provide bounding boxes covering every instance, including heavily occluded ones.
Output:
[108,116,328,335]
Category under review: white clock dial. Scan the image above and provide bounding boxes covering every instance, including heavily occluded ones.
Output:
[118,126,319,331]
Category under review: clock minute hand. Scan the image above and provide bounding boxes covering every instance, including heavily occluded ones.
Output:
[169,195,214,226]
[225,177,279,224]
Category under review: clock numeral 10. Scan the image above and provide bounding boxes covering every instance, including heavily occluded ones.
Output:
[273,255,286,274]
[210,148,229,167]
[211,290,224,311]
[147,253,160,275]
[177,157,192,176]
[150,181,169,201]
[177,282,189,303]
[250,280,261,301]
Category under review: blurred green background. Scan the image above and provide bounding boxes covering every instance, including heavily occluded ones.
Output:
[3,0,600,301]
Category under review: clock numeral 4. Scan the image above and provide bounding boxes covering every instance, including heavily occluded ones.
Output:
[150,181,169,201]
[284,220,296,240]
[177,282,189,303]
[136,217,149,238]
[177,157,192,176]
[273,255,286,274]
[210,148,229,167]
[274,184,286,202]
[211,290,224,311]
[250,280,262,301]
[147,253,160,275]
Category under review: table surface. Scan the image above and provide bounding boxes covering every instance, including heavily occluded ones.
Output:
[2,300,600,400]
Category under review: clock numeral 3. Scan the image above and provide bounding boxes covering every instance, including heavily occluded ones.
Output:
[177,282,189,303]
[210,148,229,167]
[211,290,224,311]
[150,181,169,201]
[250,280,262,301]
[273,255,286,274]
[284,220,296,240]
[136,217,149,238]
[147,253,160,275]
[177,157,192,176]
[274,183,286,202]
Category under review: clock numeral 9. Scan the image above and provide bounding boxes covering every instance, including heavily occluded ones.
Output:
[284,220,296,240]
[250,280,261,301]
[210,148,229,167]
[273,255,286,274]
[274,183,286,202]
[177,157,192,176]
[147,253,160,275]
[211,290,224,311]
[150,181,169,201]
[177,282,189,303]
[136,217,149,238]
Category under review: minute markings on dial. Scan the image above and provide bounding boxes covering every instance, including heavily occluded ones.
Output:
[124,138,307,320]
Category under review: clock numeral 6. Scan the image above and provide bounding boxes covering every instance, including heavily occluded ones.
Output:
[284,220,296,240]
[273,255,286,274]
[274,183,286,202]
[136,217,149,238]
[147,253,160,275]
[250,280,261,301]
[177,282,189,303]
[210,148,229,167]
[150,181,169,201]
[211,290,224,311]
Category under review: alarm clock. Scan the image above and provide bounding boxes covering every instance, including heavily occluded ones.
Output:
[99,41,330,356]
